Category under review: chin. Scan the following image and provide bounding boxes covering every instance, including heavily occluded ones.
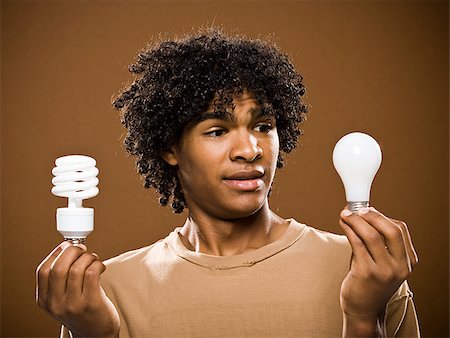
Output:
[218,194,267,220]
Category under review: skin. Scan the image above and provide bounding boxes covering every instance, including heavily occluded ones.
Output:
[164,90,418,336]
[163,90,289,256]
[339,206,418,337]
[35,242,120,337]
[36,90,418,337]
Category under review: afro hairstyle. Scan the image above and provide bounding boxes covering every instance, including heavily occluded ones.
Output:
[112,27,308,213]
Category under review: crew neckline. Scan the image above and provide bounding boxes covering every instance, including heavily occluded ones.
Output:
[166,218,306,270]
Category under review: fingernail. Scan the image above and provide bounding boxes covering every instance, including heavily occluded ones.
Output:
[341,209,353,217]
[369,206,377,212]
[358,207,370,215]
[60,241,71,249]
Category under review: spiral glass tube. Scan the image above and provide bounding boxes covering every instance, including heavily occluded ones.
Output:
[52,155,99,243]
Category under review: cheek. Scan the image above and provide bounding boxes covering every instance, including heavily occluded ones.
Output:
[177,141,227,183]
[268,132,280,162]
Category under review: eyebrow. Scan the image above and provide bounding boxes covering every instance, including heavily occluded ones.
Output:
[192,106,271,125]
[249,106,272,121]
[192,110,237,124]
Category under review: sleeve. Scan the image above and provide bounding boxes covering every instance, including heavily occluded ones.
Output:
[385,281,421,337]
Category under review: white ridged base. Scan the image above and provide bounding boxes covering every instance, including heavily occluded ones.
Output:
[56,207,94,240]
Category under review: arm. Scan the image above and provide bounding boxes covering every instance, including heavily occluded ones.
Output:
[338,206,419,338]
[36,241,120,338]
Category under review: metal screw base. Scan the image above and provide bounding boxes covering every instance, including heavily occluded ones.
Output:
[64,238,86,245]
[349,201,369,214]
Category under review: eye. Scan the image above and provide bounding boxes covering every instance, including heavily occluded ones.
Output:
[205,129,226,138]
[254,123,273,133]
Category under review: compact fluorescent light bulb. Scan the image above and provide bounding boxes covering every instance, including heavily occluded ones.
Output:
[51,155,99,244]
[332,132,382,213]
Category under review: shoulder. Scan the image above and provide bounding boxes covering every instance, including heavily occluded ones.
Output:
[101,231,178,281]
[282,219,352,279]
[287,219,353,269]
[103,239,165,267]
[294,219,351,252]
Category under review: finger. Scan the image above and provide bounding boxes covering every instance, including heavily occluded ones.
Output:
[388,217,419,267]
[66,252,100,299]
[339,218,374,265]
[47,244,87,301]
[340,209,390,264]
[82,260,106,298]
[357,207,409,262]
[36,241,71,305]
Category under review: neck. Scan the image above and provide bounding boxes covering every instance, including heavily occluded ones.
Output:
[178,202,288,256]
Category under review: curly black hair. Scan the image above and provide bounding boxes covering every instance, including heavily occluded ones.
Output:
[112,27,308,213]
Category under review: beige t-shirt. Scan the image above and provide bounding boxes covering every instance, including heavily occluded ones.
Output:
[62,219,420,337]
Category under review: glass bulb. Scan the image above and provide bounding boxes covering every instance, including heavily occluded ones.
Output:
[332,132,382,213]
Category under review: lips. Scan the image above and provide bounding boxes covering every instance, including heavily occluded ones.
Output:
[223,170,264,191]
[225,170,264,180]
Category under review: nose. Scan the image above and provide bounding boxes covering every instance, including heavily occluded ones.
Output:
[230,131,263,162]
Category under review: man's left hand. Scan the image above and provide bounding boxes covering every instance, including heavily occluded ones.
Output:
[339,206,418,336]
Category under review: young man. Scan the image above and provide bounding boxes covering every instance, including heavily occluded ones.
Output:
[36,28,420,337]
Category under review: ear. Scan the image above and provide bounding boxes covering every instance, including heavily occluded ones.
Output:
[161,148,178,166]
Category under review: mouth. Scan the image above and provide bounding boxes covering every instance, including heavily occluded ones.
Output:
[223,170,265,191]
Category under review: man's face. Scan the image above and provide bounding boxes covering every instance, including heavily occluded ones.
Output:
[165,91,279,219]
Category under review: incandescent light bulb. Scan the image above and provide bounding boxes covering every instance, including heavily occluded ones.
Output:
[332,132,382,213]
[51,155,99,244]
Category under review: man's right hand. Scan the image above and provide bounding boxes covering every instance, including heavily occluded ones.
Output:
[36,241,120,338]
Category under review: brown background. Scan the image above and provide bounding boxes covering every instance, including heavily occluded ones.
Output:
[1,1,448,337]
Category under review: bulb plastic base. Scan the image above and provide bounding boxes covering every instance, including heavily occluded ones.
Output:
[57,207,94,239]
[348,201,369,214]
